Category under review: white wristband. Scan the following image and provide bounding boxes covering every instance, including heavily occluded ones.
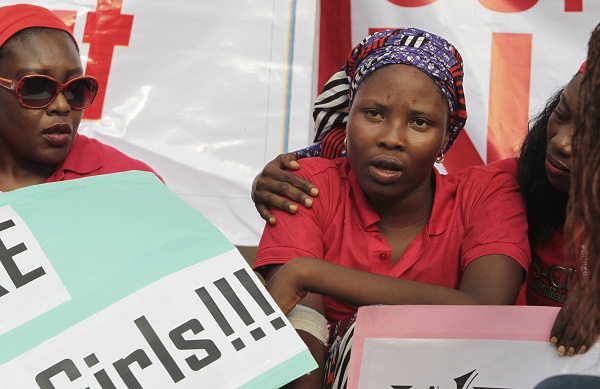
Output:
[287,305,329,346]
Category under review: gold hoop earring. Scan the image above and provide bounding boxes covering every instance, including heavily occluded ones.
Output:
[343,137,347,146]
[435,150,444,163]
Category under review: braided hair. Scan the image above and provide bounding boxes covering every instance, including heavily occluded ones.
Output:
[567,22,600,278]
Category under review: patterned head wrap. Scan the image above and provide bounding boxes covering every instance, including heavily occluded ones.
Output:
[313,28,467,152]
[0,4,77,49]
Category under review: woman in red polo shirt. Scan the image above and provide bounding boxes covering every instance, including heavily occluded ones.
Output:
[253,28,530,389]
[0,4,159,193]
[253,36,600,368]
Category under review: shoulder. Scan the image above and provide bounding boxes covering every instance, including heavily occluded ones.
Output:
[294,157,349,183]
[488,157,518,176]
[446,162,518,189]
[436,163,523,213]
[74,135,160,177]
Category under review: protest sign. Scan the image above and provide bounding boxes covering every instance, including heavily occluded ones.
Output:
[0,172,315,388]
[349,305,600,388]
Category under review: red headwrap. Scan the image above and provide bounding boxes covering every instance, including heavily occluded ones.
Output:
[0,3,77,49]
[579,60,587,73]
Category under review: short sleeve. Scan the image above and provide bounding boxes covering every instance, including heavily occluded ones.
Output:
[253,159,344,275]
[459,166,531,271]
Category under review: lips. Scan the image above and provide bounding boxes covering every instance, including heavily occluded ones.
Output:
[369,156,403,184]
[42,123,73,147]
[545,153,570,176]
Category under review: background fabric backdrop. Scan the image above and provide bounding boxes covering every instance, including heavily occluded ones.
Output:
[2,0,598,246]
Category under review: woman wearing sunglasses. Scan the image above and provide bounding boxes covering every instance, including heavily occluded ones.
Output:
[0,4,158,192]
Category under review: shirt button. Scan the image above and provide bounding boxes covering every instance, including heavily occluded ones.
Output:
[379,252,387,260]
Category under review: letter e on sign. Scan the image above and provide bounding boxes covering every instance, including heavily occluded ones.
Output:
[0,206,70,336]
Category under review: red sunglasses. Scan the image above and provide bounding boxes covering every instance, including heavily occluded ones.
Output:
[0,74,98,110]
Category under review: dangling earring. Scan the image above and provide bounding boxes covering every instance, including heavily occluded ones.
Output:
[435,150,444,163]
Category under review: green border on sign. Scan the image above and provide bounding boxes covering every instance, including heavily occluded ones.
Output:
[0,171,234,364]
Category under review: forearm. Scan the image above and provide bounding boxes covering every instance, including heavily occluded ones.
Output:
[288,256,520,306]
[282,330,325,388]
[281,293,326,388]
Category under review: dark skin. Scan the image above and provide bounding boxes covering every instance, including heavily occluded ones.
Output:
[261,65,523,388]
[252,72,600,357]
[0,29,84,192]
[545,73,600,356]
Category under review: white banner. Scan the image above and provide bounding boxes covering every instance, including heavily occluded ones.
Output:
[4,0,598,246]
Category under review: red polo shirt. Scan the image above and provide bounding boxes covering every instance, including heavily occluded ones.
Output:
[254,157,530,322]
[44,134,161,183]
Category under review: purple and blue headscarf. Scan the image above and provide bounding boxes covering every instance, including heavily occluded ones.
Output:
[312,28,467,153]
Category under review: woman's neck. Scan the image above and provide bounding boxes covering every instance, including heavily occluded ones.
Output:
[370,178,435,265]
[0,158,56,192]
[370,176,435,227]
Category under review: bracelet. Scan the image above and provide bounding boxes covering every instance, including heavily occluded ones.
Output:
[287,304,329,346]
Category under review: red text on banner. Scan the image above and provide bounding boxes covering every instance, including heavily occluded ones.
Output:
[82,0,134,120]
[487,32,532,162]
[386,0,583,13]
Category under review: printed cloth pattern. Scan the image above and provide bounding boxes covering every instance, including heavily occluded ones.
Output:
[312,28,467,153]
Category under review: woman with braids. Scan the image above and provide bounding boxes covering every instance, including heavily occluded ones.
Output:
[517,60,600,357]
[252,28,600,359]
[253,28,530,389]
[534,23,600,389]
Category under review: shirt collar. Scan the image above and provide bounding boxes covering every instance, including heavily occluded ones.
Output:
[51,134,103,180]
[345,161,453,235]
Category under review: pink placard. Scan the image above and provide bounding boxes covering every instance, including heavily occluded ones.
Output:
[348,305,562,388]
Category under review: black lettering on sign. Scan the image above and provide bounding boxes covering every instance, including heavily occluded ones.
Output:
[234,269,286,331]
[169,319,222,371]
[112,349,152,389]
[84,353,118,389]
[196,268,286,352]
[134,315,185,383]
[35,359,81,389]
[0,219,46,296]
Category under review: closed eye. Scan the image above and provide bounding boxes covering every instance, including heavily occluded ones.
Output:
[551,108,569,123]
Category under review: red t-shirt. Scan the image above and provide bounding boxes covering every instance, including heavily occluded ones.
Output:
[254,158,531,322]
[526,229,573,306]
[44,134,161,183]
[489,158,574,306]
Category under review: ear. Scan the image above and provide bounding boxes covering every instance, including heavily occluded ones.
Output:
[441,128,450,152]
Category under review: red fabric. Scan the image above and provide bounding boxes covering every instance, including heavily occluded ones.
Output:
[579,60,587,73]
[45,134,162,183]
[0,4,77,48]
[318,0,352,92]
[526,229,571,306]
[490,157,576,306]
[489,158,527,305]
[255,158,530,322]
[321,127,346,159]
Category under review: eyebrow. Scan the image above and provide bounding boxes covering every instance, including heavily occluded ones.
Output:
[16,67,83,78]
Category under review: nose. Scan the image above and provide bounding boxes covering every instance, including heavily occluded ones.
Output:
[376,120,406,150]
[549,122,574,158]
[46,89,71,116]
